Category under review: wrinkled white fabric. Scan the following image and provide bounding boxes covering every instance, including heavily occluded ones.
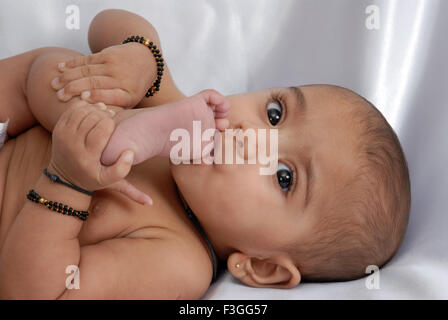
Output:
[0,118,9,149]
[1,0,447,299]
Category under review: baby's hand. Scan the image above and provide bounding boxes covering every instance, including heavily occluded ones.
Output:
[50,43,157,108]
[48,100,153,206]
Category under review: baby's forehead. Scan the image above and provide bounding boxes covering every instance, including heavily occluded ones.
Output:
[285,89,363,136]
[280,88,364,202]
[297,84,367,108]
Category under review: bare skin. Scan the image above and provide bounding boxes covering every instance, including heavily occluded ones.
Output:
[0,11,216,299]
[0,9,363,299]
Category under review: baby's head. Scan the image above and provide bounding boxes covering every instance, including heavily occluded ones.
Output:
[171,84,411,288]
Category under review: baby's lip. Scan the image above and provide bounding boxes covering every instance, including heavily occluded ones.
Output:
[210,130,223,163]
[210,128,243,164]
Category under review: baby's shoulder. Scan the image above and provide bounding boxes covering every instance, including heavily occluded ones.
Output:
[64,229,213,299]
[130,228,214,298]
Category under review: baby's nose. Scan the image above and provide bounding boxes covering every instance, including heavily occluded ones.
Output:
[231,119,253,132]
[234,129,258,163]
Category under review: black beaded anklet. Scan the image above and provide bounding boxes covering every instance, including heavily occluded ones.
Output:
[26,189,89,221]
[122,35,164,98]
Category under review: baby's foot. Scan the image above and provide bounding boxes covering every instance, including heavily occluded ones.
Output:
[100,89,231,166]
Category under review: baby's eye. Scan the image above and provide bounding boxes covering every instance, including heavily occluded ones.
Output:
[267,100,283,126]
[277,163,292,191]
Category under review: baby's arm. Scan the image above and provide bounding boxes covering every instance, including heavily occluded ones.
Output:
[88,9,184,107]
[0,102,206,299]
[53,9,184,109]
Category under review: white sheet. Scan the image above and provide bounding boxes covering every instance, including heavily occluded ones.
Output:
[1,0,447,299]
[0,119,8,149]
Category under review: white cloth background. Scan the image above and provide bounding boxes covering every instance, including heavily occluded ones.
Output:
[1,0,447,299]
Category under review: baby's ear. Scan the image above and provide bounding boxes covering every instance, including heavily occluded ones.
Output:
[227,252,301,289]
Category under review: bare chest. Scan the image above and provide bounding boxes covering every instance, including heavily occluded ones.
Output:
[0,125,200,250]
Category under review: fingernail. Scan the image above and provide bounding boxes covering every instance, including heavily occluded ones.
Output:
[81,91,91,100]
[145,195,153,206]
[96,102,107,110]
[108,109,116,116]
[124,151,134,163]
[51,77,60,89]
[58,62,65,70]
[57,88,71,101]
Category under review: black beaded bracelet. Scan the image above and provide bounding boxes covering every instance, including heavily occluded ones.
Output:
[122,35,164,98]
[26,189,89,221]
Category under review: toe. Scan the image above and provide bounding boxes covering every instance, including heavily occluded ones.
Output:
[214,110,230,119]
[215,118,230,131]
[214,99,231,114]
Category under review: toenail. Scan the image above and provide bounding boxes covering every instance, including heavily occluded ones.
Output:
[58,62,65,70]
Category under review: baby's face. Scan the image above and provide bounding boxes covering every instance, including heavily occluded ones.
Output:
[171,85,361,258]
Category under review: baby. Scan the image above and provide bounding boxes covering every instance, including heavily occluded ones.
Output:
[0,9,411,299]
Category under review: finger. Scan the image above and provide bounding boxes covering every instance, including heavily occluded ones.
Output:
[56,76,121,102]
[215,118,230,131]
[103,104,127,117]
[66,100,117,131]
[76,105,111,134]
[80,89,132,107]
[94,103,123,117]
[51,64,109,90]
[107,179,153,206]
[64,101,92,131]
[85,116,115,154]
[58,53,107,71]
[54,103,76,130]
[99,149,135,186]
[77,109,104,139]
[62,99,91,126]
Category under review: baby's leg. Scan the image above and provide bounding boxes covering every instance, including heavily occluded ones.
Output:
[0,48,46,138]
[0,47,95,137]
[100,89,230,166]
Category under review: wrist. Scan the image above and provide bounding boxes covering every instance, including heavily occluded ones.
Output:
[122,42,156,92]
[122,36,164,98]
[46,164,94,197]
[41,167,93,210]
[47,162,73,185]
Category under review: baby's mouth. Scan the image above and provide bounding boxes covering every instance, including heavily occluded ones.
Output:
[209,129,243,164]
